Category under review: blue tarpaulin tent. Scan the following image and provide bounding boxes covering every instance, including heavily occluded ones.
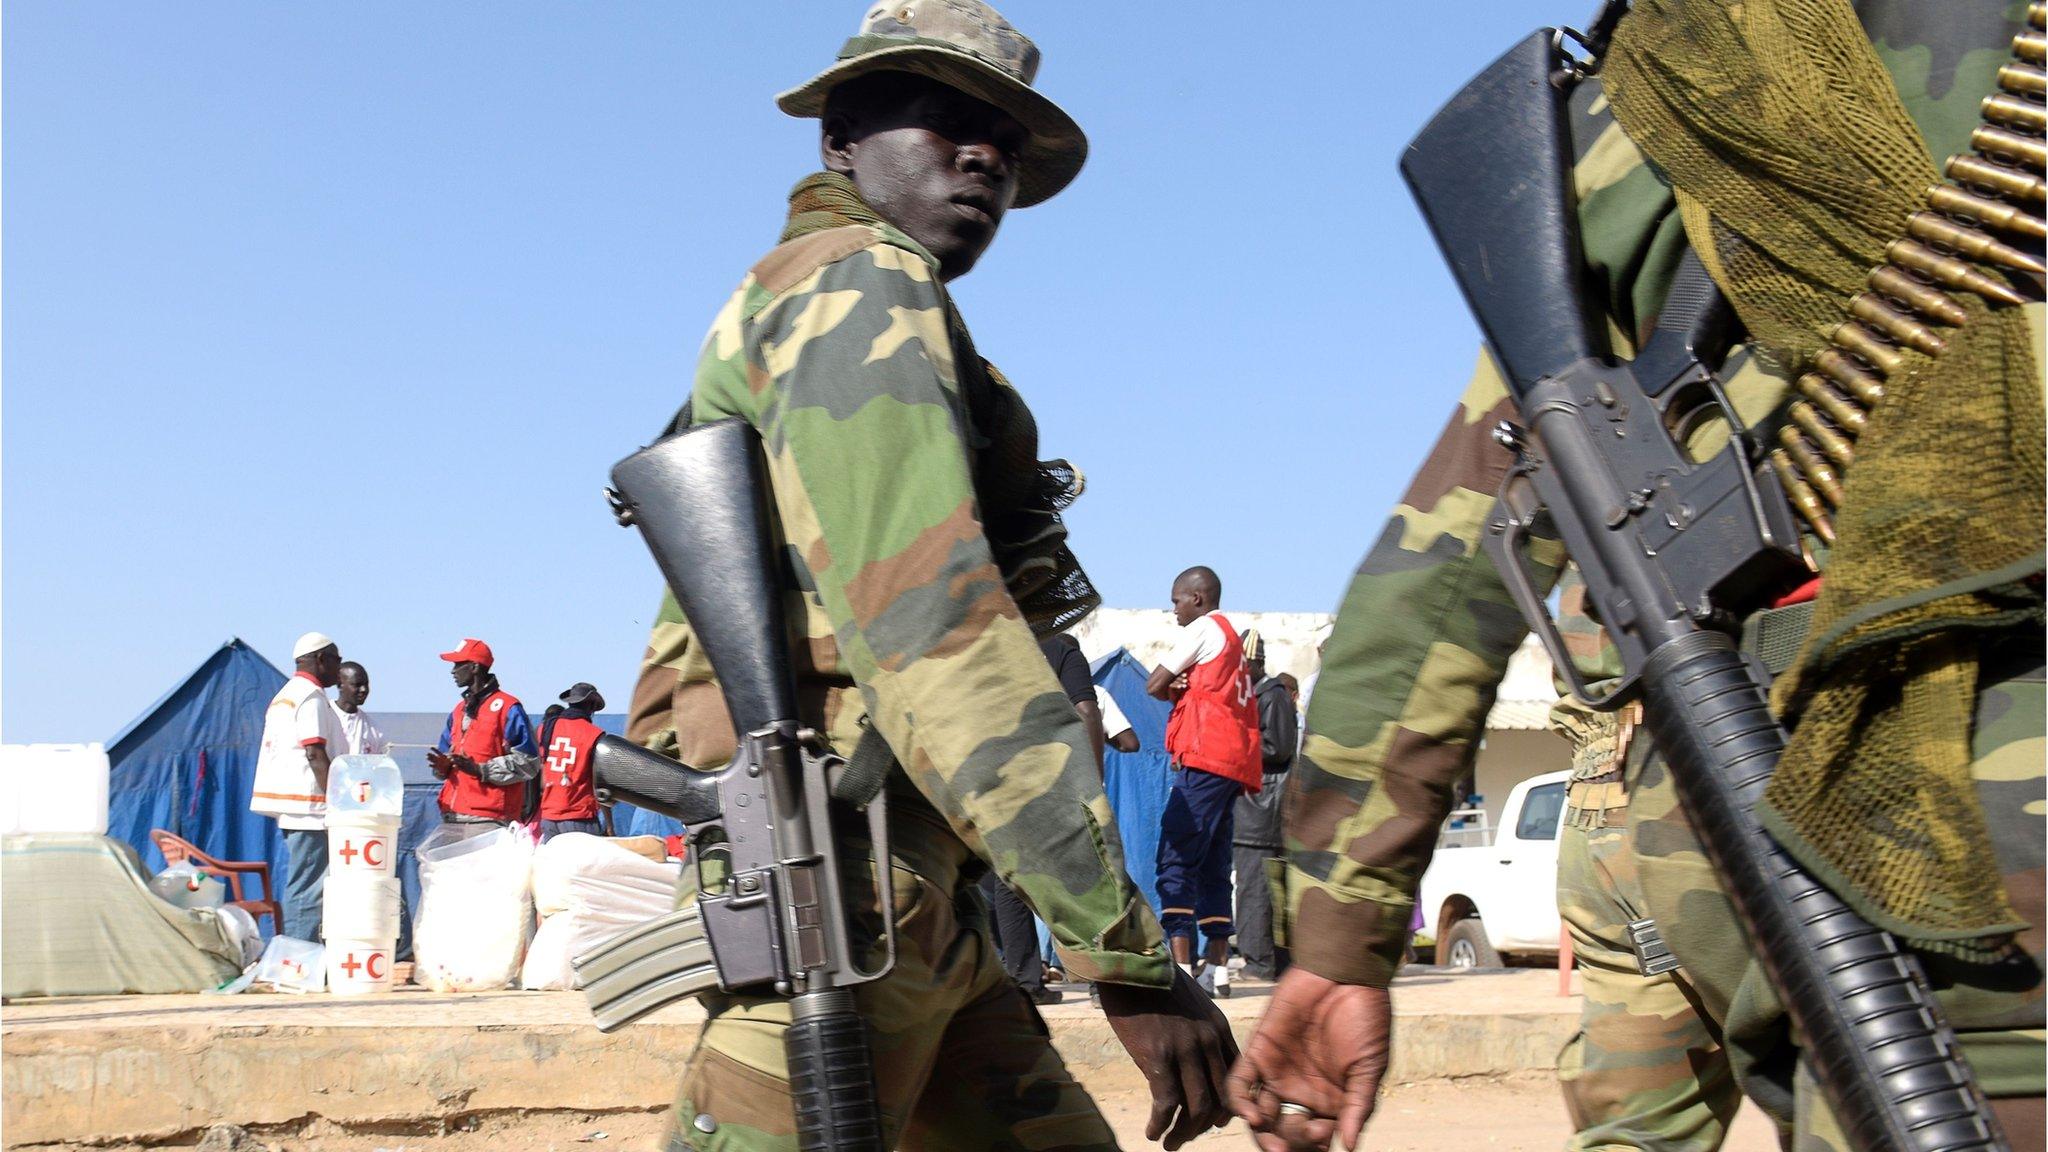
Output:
[108,648,675,950]
[107,639,291,901]
[1092,648,1173,914]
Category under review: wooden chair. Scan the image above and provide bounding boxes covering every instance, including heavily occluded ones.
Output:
[149,829,282,934]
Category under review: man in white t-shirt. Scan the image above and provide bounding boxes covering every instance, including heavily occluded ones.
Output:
[1145,566,1263,998]
[335,662,389,757]
[251,632,347,940]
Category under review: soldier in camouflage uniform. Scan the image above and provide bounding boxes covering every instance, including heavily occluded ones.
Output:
[1228,2,2043,1150]
[626,4,1237,1149]
[1550,579,1740,1152]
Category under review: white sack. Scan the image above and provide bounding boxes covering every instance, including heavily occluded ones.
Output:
[412,824,535,992]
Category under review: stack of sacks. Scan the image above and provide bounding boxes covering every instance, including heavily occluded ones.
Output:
[322,755,404,995]
[521,833,681,990]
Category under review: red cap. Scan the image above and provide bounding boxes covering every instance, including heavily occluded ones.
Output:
[438,638,494,668]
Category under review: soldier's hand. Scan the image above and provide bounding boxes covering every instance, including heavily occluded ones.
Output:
[1226,967,1390,1151]
[1097,966,1239,1149]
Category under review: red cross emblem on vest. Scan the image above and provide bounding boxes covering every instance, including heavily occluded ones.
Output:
[545,735,579,788]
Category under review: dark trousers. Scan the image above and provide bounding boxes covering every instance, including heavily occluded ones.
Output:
[280,828,328,941]
[1157,766,1238,943]
[1232,844,1290,978]
[541,818,604,842]
[977,873,1045,993]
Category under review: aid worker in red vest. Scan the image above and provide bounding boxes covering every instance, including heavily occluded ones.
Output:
[1146,565,1262,999]
[535,681,606,842]
[424,638,540,826]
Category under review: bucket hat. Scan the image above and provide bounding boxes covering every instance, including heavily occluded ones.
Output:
[776,0,1086,207]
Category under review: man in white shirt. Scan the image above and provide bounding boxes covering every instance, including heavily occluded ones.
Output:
[1145,566,1263,998]
[335,662,389,756]
[251,632,348,940]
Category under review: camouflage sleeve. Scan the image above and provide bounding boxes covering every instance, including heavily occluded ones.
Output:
[1281,351,1564,987]
[704,237,1172,987]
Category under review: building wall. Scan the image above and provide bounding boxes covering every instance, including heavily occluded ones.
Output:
[1470,728,1569,835]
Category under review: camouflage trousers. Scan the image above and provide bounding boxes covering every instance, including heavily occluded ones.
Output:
[1625,632,2046,1151]
[1557,777,1740,1152]
[665,807,1121,1151]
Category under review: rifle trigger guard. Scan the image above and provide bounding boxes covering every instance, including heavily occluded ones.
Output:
[1485,464,1634,712]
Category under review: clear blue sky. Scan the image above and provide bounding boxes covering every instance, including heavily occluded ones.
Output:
[4,2,1549,743]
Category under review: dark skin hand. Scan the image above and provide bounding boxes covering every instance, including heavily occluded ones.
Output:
[821,72,1025,283]
[426,660,485,779]
[1098,966,1241,1149]
[1109,728,1141,754]
[1228,968,1392,1151]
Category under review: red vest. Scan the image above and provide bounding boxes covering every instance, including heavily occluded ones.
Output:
[1164,613,1263,792]
[438,690,525,821]
[539,716,603,821]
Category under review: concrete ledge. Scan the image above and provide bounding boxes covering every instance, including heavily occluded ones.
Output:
[2,970,1575,1146]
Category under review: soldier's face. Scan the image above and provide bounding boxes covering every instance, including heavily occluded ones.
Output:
[827,77,1026,281]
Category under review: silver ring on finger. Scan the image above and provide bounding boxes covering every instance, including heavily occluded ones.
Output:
[1277,1101,1314,1116]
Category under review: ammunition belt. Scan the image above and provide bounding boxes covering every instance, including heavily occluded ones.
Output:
[1769,3,2047,545]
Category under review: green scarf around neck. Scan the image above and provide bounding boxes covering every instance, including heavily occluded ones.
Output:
[1605,0,2043,942]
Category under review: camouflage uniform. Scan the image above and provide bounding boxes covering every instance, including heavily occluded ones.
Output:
[1279,3,2043,1146]
[624,8,1170,1149]
[634,204,1173,1152]
[1552,581,1741,1152]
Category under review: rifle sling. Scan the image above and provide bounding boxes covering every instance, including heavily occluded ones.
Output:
[830,723,895,810]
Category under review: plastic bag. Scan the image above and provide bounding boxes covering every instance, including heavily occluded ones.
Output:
[412,823,536,991]
[521,833,682,990]
[216,904,263,966]
[149,861,226,909]
[252,935,325,993]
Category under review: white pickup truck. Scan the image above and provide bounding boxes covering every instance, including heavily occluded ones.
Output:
[1415,769,1570,968]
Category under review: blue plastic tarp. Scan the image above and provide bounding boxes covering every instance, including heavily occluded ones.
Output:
[1092,648,1173,915]
[107,639,291,917]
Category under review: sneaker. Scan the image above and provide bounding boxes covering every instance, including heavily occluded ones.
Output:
[1196,966,1216,997]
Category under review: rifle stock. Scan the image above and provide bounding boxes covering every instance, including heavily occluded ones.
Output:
[1403,30,2005,1152]
[608,418,799,736]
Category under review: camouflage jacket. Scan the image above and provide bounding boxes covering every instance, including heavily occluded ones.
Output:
[1281,0,2023,988]
[628,187,1172,988]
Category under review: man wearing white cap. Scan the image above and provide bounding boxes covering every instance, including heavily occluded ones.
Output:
[251,632,346,940]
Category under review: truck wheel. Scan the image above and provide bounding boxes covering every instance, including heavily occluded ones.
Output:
[1442,919,1503,970]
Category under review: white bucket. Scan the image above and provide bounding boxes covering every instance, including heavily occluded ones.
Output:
[325,937,397,996]
[323,876,401,940]
[326,815,401,880]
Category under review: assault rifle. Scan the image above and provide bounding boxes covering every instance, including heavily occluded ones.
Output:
[1401,29,2007,1152]
[573,418,896,1152]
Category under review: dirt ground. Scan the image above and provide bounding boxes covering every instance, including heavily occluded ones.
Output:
[38,1076,1782,1151]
